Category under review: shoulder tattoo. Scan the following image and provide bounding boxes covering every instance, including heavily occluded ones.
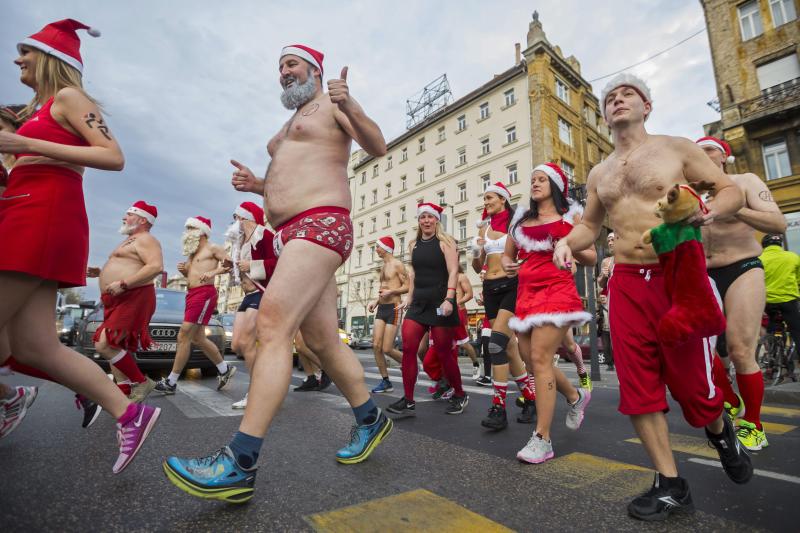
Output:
[759,190,774,202]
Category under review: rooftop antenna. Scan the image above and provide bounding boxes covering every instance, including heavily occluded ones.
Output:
[406,74,453,129]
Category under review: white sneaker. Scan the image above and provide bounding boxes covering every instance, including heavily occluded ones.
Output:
[565,388,591,430]
[232,394,248,409]
[471,365,481,381]
[516,433,554,464]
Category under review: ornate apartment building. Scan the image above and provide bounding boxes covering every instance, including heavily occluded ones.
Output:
[340,14,613,337]
[701,0,800,249]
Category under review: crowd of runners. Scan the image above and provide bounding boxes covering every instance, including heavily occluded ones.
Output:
[0,18,795,522]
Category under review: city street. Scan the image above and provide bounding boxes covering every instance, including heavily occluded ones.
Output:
[2,350,798,532]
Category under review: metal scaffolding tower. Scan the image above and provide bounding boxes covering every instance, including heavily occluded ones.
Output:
[406,74,453,129]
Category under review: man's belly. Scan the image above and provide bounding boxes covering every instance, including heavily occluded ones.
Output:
[99,260,142,291]
[264,165,351,227]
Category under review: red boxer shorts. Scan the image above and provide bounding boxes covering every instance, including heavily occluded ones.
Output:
[184,285,218,325]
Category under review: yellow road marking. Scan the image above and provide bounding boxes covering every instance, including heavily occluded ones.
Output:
[626,434,719,459]
[306,489,513,533]
[760,421,796,435]
[534,452,653,500]
[761,405,800,419]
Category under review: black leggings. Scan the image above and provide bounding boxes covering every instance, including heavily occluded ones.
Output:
[481,335,492,378]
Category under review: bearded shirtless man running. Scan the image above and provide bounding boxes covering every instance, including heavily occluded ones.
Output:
[87,200,163,415]
[698,136,786,451]
[554,73,752,521]
[164,45,391,503]
[154,216,236,394]
[368,236,408,393]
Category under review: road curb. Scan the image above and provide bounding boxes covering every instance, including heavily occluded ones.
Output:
[764,386,800,406]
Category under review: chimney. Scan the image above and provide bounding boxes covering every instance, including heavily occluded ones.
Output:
[515,43,521,64]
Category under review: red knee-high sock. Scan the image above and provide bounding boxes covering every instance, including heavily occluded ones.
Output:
[513,373,536,401]
[109,350,146,384]
[431,327,463,396]
[737,371,764,429]
[492,382,508,407]
[7,356,60,384]
[711,353,738,407]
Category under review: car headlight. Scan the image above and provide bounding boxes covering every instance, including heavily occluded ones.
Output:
[60,327,70,334]
[205,326,224,337]
[225,331,233,338]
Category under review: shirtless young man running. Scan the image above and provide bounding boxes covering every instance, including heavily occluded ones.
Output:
[164,44,391,503]
[87,201,163,414]
[698,136,786,451]
[368,236,407,393]
[554,73,752,521]
[154,216,236,394]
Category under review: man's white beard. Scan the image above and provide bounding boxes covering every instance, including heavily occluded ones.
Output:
[118,223,137,235]
[280,73,317,110]
[182,229,203,257]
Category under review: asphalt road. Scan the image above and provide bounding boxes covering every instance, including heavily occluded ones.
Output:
[1,350,798,532]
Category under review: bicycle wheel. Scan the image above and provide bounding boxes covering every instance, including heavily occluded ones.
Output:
[772,339,785,387]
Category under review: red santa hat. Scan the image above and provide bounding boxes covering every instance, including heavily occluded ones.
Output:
[280,44,324,76]
[477,181,511,227]
[533,163,570,198]
[234,201,265,225]
[696,136,735,164]
[127,200,157,225]
[18,19,100,74]
[185,216,212,237]
[417,202,444,220]
[600,73,652,120]
[377,236,395,254]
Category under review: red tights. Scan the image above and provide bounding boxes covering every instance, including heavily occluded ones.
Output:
[401,319,463,401]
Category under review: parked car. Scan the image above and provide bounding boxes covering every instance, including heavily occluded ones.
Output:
[56,314,77,346]
[352,335,373,350]
[219,313,235,353]
[338,329,351,346]
[556,334,605,363]
[76,288,226,375]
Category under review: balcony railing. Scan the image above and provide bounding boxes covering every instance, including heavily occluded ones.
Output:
[739,78,800,120]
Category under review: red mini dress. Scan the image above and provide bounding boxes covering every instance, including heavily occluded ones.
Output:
[0,98,90,288]
[508,204,592,332]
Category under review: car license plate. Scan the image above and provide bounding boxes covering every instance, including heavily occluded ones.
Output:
[149,341,177,352]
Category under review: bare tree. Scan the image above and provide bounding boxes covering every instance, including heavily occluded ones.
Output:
[58,287,83,305]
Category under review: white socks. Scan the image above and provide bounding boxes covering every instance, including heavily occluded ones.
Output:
[167,372,180,386]
[216,362,229,374]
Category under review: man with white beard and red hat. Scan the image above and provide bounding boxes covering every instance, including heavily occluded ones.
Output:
[164,43,390,503]
[229,201,278,409]
[154,216,236,395]
[84,201,163,422]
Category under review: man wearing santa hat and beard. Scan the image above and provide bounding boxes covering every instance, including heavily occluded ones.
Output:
[698,136,786,452]
[154,216,236,395]
[84,201,163,415]
[367,236,408,393]
[164,44,390,503]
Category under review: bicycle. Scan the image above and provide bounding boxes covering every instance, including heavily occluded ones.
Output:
[758,309,797,386]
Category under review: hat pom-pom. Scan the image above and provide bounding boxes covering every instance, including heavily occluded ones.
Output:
[726,155,735,164]
[87,27,101,37]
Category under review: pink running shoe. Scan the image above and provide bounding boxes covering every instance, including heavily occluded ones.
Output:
[0,386,38,439]
[113,403,161,474]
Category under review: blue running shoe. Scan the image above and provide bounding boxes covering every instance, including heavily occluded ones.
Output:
[335,411,393,464]
[371,379,393,393]
[163,446,257,503]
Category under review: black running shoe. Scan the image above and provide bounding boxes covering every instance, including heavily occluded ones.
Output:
[75,394,102,428]
[431,380,450,400]
[154,378,177,395]
[628,473,694,521]
[294,375,320,392]
[445,394,468,415]
[475,376,492,387]
[515,395,526,408]
[706,415,753,484]
[517,399,536,424]
[318,372,332,391]
[386,397,416,416]
[481,404,508,430]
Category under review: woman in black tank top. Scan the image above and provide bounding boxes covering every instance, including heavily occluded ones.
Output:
[386,203,469,416]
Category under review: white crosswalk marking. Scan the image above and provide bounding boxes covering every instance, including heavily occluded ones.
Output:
[688,458,800,485]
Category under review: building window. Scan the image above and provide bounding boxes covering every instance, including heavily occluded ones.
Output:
[401,147,408,162]
[458,183,467,202]
[386,155,393,170]
[400,175,407,191]
[385,182,392,198]
[418,166,425,183]
[738,0,764,40]
[372,164,379,177]
[457,114,466,131]
[481,174,491,191]
[398,236,406,258]
[360,171,366,184]
[437,126,446,142]
[458,147,467,165]
[770,0,797,27]
[507,163,518,184]
[505,126,517,144]
[558,117,572,146]
[458,218,467,241]
[504,88,515,107]
[438,157,446,175]
[437,190,446,205]
[479,102,490,120]
[756,54,800,91]
[356,249,362,267]
[384,211,391,227]
[372,189,378,204]
[555,78,570,104]
[562,161,575,186]
[370,246,375,264]
[480,137,491,155]
[459,252,468,275]
[360,194,365,209]
[358,221,364,237]
[418,137,426,153]
[399,205,406,222]
[370,217,376,233]
[763,139,792,180]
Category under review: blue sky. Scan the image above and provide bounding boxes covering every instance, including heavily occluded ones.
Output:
[1,1,720,300]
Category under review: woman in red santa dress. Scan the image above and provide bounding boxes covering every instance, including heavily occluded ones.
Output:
[0,19,160,472]
[503,163,596,464]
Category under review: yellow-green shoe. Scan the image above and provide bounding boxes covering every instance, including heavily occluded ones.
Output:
[578,373,592,392]
[736,420,768,451]
[723,393,745,423]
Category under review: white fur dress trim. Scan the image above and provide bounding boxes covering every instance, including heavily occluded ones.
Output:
[509,310,592,332]
[509,200,583,253]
